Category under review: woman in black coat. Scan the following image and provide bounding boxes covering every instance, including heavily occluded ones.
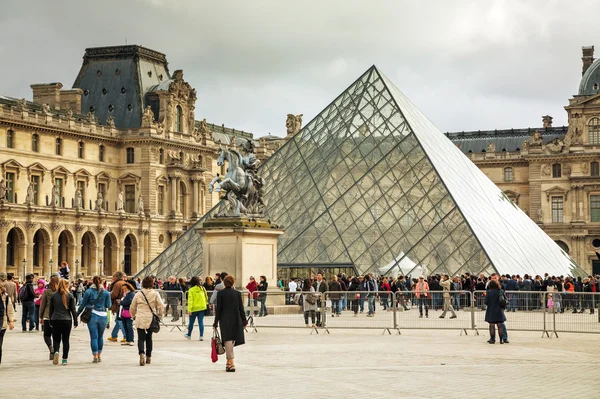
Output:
[484,279,506,344]
[213,275,247,372]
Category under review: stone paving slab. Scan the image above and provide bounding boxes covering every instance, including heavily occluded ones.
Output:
[1,319,599,399]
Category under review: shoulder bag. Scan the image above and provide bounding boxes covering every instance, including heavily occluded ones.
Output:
[211,328,225,361]
[80,290,103,324]
[141,290,161,333]
[499,290,507,309]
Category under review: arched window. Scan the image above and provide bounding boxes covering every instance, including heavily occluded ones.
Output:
[592,162,599,177]
[503,167,514,182]
[55,138,62,155]
[175,105,183,133]
[7,129,14,149]
[99,145,105,162]
[32,133,39,152]
[552,163,561,178]
[589,118,600,145]
[159,148,164,164]
[78,141,84,159]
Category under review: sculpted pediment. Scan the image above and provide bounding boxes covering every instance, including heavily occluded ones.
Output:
[544,185,569,201]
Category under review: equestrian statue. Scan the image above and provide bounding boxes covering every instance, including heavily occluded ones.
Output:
[208,140,266,217]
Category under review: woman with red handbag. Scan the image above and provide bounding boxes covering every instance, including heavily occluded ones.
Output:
[119,283,136,346]
[212,275,247,372]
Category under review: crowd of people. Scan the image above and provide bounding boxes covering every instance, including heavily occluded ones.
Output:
[0,270,247,371]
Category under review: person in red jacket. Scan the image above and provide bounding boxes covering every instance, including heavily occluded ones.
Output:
[380,277,391,310]
[245,277,258,317]
[414,276,430,318]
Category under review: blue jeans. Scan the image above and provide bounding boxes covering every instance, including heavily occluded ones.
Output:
[76,292,83,304]
[21,301,35,331]
[417,297,429,315]
[341,294,347,311]
[122,317,134,343]
[359,295,365,312]
[111,318,125,339]
[508,295,517,311]
[187,311,205,338]
[452,294,460,310]
[368,296,375,315]
[87,313,107,355]
[259,298,268,316]
[502,322,508,341]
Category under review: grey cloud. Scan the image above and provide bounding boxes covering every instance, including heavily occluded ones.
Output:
[1,0,599,136]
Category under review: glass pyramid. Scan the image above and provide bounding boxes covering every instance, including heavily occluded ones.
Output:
[138,66,585,279]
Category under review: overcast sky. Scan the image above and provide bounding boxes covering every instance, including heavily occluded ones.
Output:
[1,0,599,137]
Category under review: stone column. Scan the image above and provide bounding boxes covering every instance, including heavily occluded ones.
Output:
[170,177,178,217]
[43,244,52,277]
[97,243,104,277]
[192,179,199,217]
[0,224,6,274]
[26,241,34,275]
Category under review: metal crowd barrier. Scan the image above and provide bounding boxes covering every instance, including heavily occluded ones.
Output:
[156,290,187,331]
[191,288,600,337]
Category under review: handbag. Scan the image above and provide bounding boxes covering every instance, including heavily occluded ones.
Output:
[306,293,316,305]
[141,290,161,333]
[499,291,507,309]
[121,309,131,319]
[80,290,103,324]
[212,328,225,359]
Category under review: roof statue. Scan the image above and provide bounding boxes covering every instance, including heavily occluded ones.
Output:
[136,66,585,280]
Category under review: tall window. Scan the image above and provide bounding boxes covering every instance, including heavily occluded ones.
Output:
[552,163,561,178]
[99,145,105,162]
[159,148,164,164]
[175,105,183,132]
[589,118,600,145]
[126,147,134,164]
[591,195,600,222]
[78,142,84,159]
[7,129,14,149]
[551,196,563,223]
[32,133,39,152]
[55,138,62,155]
[77,181,85,209]
[158,185,164,215]
[592,162,600,177]
[125,184,135,213]
[31,175,40,205]
[55,178,63,206]
[5,172,15,203]
[503,167,514,182]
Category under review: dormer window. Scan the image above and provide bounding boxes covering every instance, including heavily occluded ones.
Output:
[175,105,183,133]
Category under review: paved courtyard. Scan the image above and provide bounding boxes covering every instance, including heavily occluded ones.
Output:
[2,314,599,399]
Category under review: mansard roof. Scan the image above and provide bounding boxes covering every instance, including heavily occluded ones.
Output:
[445,126,568,153]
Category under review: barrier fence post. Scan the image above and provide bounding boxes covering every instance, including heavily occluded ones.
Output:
[393,292,400,335]
[470,292,478,335]
[542,293,550,338]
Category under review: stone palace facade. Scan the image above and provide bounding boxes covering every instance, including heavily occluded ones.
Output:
[448,46,600,275]
[0,45,281,279]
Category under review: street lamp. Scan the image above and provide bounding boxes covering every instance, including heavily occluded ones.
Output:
[75,259,79,271]
[22,258,26,281]
[99,259,103,274]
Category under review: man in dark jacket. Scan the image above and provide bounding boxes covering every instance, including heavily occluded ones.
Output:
[313,273,327,327]
[20,274,36,332]
[163,276,183,322]
[504,275,519,312]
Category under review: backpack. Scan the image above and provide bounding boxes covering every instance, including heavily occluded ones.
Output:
[19,284,34,301]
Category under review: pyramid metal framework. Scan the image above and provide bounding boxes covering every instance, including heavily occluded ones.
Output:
[138,66,585,279]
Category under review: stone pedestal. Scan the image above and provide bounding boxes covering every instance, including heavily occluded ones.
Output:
[196,217,284,303]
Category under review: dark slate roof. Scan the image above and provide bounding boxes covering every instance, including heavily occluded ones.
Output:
[580,57,600,96]
[445,126,568,153]
[72,45,170,129]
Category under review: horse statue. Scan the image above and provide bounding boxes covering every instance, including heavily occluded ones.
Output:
[209,145,265,217]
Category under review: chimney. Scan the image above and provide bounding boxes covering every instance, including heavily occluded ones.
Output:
[582,45,595,76]
[542,115,553,129]
[30,82,63,109]
[59,89,83,114]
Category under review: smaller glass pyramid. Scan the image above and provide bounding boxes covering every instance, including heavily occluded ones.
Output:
[138,66,586,279]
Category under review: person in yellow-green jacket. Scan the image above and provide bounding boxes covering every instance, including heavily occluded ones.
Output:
[184,276,209,341]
